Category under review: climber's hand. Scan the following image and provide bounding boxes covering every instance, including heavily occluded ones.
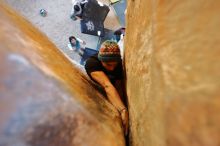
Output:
[120,109,129,136]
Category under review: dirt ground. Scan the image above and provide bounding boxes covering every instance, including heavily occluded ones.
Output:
[3,0,121,64]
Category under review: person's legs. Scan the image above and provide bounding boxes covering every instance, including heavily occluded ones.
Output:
[80,57,84,65]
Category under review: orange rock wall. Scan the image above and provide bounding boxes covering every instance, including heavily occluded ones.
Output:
[125,0,220,146]
[0,3,125,146]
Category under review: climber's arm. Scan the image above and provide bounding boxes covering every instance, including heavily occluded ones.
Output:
[90,71,126,111]
[90,71,128,135]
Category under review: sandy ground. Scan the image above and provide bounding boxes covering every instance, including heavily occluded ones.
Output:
[3,0,121,63]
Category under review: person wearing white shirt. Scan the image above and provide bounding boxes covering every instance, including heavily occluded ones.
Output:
[68,36,86,56]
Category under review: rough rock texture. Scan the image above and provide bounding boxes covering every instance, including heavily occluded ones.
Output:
[0,3,125,146]
[125,0,220,146]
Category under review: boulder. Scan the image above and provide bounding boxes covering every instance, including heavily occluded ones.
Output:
[125,0,220,146]
[0,3,125,146]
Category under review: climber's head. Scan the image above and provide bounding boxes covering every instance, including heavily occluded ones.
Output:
[98,40,121,71]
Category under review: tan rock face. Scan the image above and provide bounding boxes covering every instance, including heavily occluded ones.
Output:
[125,0,220,146]
[0,3,125,146]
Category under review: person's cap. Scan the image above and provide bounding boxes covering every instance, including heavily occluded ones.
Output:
[74,5,80,11]
[98,40,121,62]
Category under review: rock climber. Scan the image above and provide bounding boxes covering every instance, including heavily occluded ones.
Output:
[84,40,128,135]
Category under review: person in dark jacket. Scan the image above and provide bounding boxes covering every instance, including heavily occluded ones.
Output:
[70,0,88,20]
[85,40,128,135]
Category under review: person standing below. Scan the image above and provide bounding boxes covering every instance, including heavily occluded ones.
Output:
[114,27,125,42]
[84,40,128,135]
[68,36,86,56]
[70,0,88,20]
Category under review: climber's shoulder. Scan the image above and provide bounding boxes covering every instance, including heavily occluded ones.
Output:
[85,54,103,74]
